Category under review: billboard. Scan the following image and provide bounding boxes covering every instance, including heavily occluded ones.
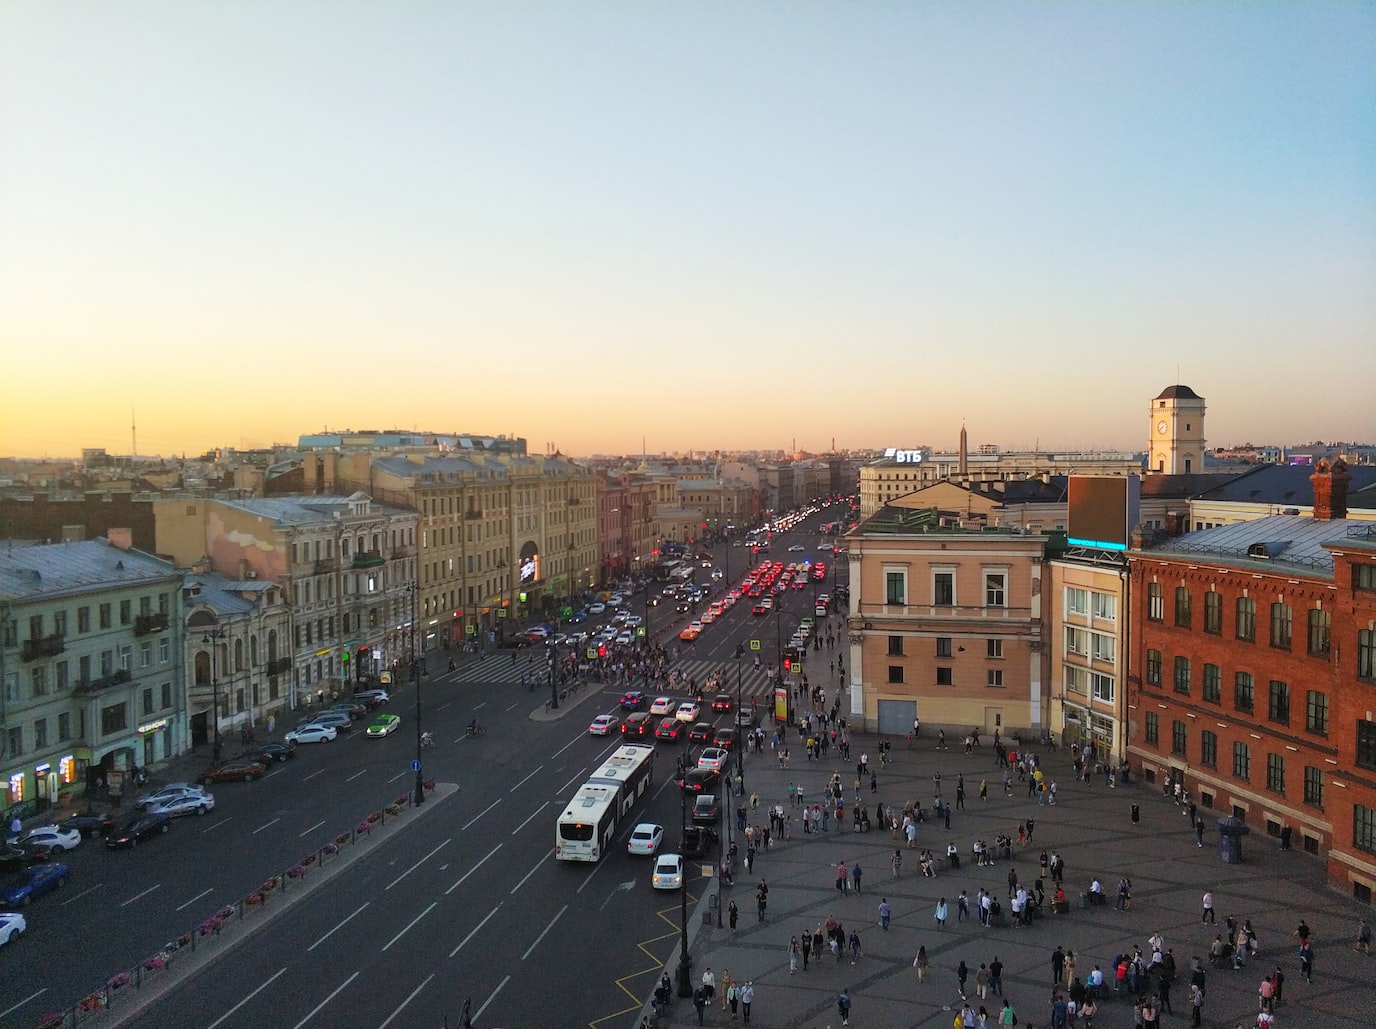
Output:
[1067,475,1140,552]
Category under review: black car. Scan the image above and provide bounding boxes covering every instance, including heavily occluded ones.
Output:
[329,701,369,720]
[687,721,714,744]
[622,712,654,738]
[0,844,48,873]
[679,825,720,859]
[620,690,647,711]
[713,728,739,750]
[237,741,296,764]
[57,812,117,839]
[679,768,720,794]
[106,811,171,849]
[711,694,734,712]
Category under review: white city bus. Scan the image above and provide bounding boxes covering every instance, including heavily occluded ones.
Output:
[555,745,655,862]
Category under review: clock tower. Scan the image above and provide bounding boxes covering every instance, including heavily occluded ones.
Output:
[1147,384,1206,474]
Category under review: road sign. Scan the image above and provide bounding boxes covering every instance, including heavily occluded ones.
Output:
[750,639,761,651]
[412,760,421,772]
[636,626,646,636]
[587,647,597,661]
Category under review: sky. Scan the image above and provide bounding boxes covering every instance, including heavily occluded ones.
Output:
[1,1,1372,460]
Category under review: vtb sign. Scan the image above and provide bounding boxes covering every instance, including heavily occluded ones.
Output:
[883,447,924,464]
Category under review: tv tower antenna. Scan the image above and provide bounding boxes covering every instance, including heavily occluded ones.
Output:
[131,407,137,457]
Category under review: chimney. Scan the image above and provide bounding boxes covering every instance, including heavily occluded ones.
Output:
[1310,458,1350,521]
[1164,511,1186,536]
[107,528,133,550]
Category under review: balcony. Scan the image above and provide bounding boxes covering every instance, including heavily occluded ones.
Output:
[21,634,65,661]
[267,657,292,676]
[389,549,410,562]
[133,612,169,637]
[352,550,385,569]
[314,558,337,575]
[75,668,132,695]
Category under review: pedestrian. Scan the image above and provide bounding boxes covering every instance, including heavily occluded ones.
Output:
[726,980,740,1017]
[701,966,715,1004]
[849,930,862,964]
[718,969,733,1011]
[1356,917,1373,954]
[852,861,863,895]
[1188,982,1203,1027]
[980,779,988,802]
[1026,816,1035,841]
[1299,941,1314,983]
[837,988,852,1026]
[958,890,971,922]
[836,860,849,893]
[989,956,1004,995]
[756,881,768,923]
[1195,817,1205,847]
[788,936,800,974]
[914,945,929,981]
[1201,891,1216,924]
[1052,945,1066,984]
[740,980,754,1024]
[892,848,903,879]
[958,959,970,998]
[728,899,738,930]
[1000,1000,1017,1027]
[692,985,707,1025]
[936,897,949,927]
[878,897,891,930]
[975,963,990,999]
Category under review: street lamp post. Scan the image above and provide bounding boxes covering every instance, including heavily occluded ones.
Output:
[202,629,226,764]
[411,583,425,806]
[675,780,693,998]
[734,644,745,792]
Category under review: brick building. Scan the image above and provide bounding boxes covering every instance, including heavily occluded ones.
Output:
[1126,459,1376,900]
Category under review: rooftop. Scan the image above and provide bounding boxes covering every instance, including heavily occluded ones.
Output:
[1144,514,1376,576]
[0,538,178,601]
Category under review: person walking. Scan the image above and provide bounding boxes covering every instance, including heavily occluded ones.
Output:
[989,956,1004,995]
[1052,945,1066,985]
[1299,941,1314,983]
[878,897,892,930]
[692,985,707,1026]
[836,860,849,893]
[1201,891,1216,924]
[728,899,738,930]
[975,963,990,1000]
[1000,999,1017,1027]
[756,880,768,923]
[849,930,862,964]
[726,980,740,1018]
[1188,982,1203,1027]
[957,959,970,999]
[739,980,754,1024]
[852,861,863,895]
[936,897,949,927]
[914,945,930,981]
[1195,816,1206,848]
[788,936,801,974]
[701,967,715,1005]
[892,848,903,879]
[958,890,971,922]
[837,988,852,1027]
[1356,917,1373,954]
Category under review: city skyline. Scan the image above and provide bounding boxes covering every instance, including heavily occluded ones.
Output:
[1,3,1372,458]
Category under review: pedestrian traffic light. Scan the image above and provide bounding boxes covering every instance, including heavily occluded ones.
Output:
[598,644,607,657]
[783,658,791,671]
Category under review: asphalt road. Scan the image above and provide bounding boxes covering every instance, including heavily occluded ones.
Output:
[1,502,851,1029]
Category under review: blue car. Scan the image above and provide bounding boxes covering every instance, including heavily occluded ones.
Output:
[568,610,589,624]
[1,862,69,908]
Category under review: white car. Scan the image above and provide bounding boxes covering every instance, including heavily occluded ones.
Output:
[787,544,805,552]
[135,784,209,811]
[650,696,676,716]
[0,911,26,947]
[697,747,729,772]
[588,714,619,736]
[16,825,82,855]
[147,793,216,819]
[286,724,338,744]
[615,631,633,645]
[628,822,664,856]
[676,701,701,723]
[588,602,606,614]
[651,852,685,890]
[623,614,643,628]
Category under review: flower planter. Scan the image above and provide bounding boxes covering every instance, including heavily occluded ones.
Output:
[323,843,339,855]
[366,811,383,824]
[288,865,307,880]
[300,853,317,866]
[424,779,436,791]
[245,892,265,906]
[38,1014,63,1029]
[144,956,167,972]
[334,832,352,847]
[107,973,131,991]
[385,804,401,816]
[356,822,373,835]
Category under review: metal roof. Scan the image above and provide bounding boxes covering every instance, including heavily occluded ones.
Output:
[1146,513,1359,575]
[1,539,179,601]
[1194,464,1376,508]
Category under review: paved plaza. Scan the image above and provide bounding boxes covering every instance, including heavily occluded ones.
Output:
[656,727,1375,1029]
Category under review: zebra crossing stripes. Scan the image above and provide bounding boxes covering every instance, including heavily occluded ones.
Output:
[671,659,775,698]
[429,654,780,699]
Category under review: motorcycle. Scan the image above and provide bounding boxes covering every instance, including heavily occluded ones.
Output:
[420,731,434,749]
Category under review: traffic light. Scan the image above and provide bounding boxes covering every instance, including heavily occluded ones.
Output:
[598,644,607,658]
[783,657,791,671]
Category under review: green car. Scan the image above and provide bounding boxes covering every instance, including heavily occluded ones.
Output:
[366,714,401,738]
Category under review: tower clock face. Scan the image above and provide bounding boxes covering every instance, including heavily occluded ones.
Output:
[1157,421,1168,435]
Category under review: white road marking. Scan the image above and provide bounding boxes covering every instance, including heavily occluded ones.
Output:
[120,883,162,907]
[474,975,510,1024]
[201,817,233,833]
[291,970,359,1029]
[449,903,502,957]
[252,817,281,835]
[461,798,501,831]
[206,967,286,1029]
[61,883,103,906]
[309,902,369,952]
[0,988,46,1019]
[376,973,435,1029]
[510,852,548,894]
[299,820,326,838]
[387,770,409,783]
[511,800,549,836]
[521,904,568,960]
[445,843,501,895]
[385,838,451,891]
[303,769,327,782]
[346,768,367,782]
[381,901,436,952]
[509,766,542,793]
[176,887,214,912]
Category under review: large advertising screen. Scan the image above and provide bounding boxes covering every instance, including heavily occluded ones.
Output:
[1068,475,1140,552]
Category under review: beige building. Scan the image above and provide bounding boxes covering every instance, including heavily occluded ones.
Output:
[1146,384,1206,475]
[843,506,1047,737]
[1045,550,1129,760]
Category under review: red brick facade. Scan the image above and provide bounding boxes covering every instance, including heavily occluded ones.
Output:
[1127,538,1376,900]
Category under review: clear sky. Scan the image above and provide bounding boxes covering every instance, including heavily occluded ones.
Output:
[1,2,1372,459]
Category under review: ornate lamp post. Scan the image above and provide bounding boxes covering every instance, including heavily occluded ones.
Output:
[411,582,425,806]
[202,629,226,764]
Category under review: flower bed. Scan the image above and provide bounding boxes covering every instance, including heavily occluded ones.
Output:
[261,876,281,892]
[144,955,167,972]
[107,972,131,991]
[366,811,383,824]
[300,853,317,866]
[385,804,401,816]
[356,821,373,835]
[323,842,339,855]
[424,778,436,791]
[287,864,307,880]
[38,1013,63,1029]
[245,891,266,906]
[199,915,225,936]
[395,793,410,806]
[334,832,352,847]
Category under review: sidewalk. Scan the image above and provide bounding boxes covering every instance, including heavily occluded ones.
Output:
[650,729,1375,1029]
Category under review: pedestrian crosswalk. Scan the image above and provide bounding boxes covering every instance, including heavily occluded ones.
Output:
[429,654,782,700]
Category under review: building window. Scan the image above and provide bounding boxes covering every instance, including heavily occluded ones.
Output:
[1148,583,1164,622]
[30,668,46,697]
[141,641,153,668]
[1173,655,1191,695]
[1303,766,1323,808]
[119,599,132,625]
[1171,720,1187,755]
[1202,663,1221,703]
[1091,673,1114,704]
[885,572,906,605]
[100,703,128,736]
[887,665,904,684]
[1358,629,1376,682]
[1266,753,1286,794]
[1269,602,1293,650]
[162,682,172,709]
[1092,633,1115,663]
[56,661,68,691]
[1353,563,1376,592]
[1306,608,1331,658]
[1236,597,1255,641]
[1233,741,1251,781]
[99,603,112,629]
[1092,592,1116,622]
[1174,587,1192,628]
[987,669,1004,688]
[1066,627,1088,655]
[936,667,953,686]
[1200,730,1218,767]
[1268,680,1290,726]
[1359,720,1376,771]
[985,573,1006,608]
[159,638,170,663]
[6,727,21,757]
[1066,588,1088,616]
[936,637,952,658]
[1358,806,1376,855]
[77,607,90,633]
[1203,592,1222,635]
[1146,649,1162,686]
[987,638,1003,659]
[1305,690,1329,736]
[58,712,71,741]
[1064,665,1087,696]
[1145,712,1159,745]
[887,635,904,657]
[142,688,154,716]
[933,572,954,606]
[1234,672,1254,714]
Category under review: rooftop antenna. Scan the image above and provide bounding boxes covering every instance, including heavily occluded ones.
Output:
[131,407,137,457]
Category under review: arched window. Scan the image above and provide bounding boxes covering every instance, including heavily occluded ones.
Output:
[194,651,211,685]
[250,635,259,666]
[233,638,244,672]
[267,629,278,665]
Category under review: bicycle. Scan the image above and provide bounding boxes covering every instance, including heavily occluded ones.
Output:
[465,724,487,738]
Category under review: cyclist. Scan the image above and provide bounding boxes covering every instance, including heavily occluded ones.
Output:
[467,718,482,736]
